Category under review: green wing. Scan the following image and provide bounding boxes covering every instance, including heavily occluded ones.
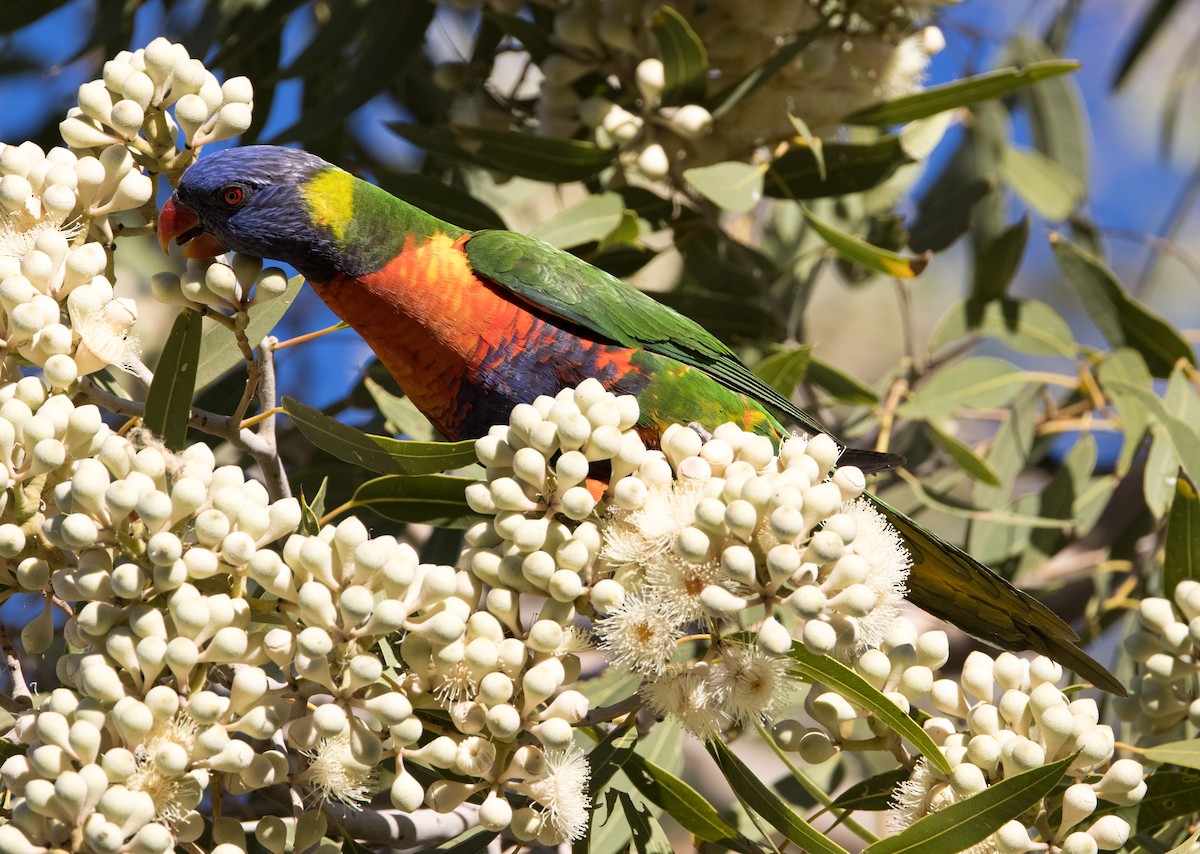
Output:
[463,229,831,437]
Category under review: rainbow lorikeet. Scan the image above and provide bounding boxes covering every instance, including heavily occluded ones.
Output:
[158,145,1124,695]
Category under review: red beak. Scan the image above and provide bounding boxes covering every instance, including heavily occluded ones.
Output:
[158,197,228,258]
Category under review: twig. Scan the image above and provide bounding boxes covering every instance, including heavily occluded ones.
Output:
[249,338,290,501]
[321,803,480,848]
[0,621,33,710]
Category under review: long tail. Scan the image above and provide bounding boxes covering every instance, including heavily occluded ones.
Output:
[870,495,1127,696]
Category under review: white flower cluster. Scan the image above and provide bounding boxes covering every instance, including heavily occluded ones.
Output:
[0,142,141,385]
[63,37,252,184]
[1116,580,1200,741]
[441,0,945,178]
[461,377,909,739]
[873,640,1145,854]
[152,255,291,312]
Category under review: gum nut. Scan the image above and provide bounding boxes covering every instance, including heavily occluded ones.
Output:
[636,143,670,180]
[120,70,155,109]
[1087,815,1129,850]
[667,103,713,139]
[109,99,145,137]
[757,617,793,654]
[212,103,253,140]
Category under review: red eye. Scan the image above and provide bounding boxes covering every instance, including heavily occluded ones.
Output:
[222,186,243,206]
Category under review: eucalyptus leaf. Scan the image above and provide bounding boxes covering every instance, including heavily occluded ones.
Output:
[586,723,638,798]
[650,5,708,105]
[808,357,878,404]
[1139,769,1200,835]
[195,276,303,391]
[530,193,625,248]
[998,145,1083,220]
[684,162,765,213]
[861,755,1074,854]
[766,136,911,200]
[786,644,953,775]
[846,60,1080,125]
[1102,378,1200,489]
[624,754,757,851]
[753,346,812,397]
[364,377,435,441]
[1051,233,1195,377]
[970,217,1029,308]
[619,792,675,854]
[1096,349,1154,477]
[803,206,928,278]
[898,357,1025,420]
[1165,474,1200,599]
[930,298,1077,359]
[283,397,477,475]
[708,739,851,854]
[925,422,1001,486]
[1010,37,1090,186]
[299,478,327,536]
[144,309,202,451]
[1145,738,1200,769]
[346,474,479,527]
[828,768,912,814]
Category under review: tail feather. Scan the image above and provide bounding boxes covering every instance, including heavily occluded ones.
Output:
[872,496,1127,697]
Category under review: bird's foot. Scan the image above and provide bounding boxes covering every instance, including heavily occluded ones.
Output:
[687,422,713,442]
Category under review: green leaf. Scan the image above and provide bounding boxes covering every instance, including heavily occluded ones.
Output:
[862,755,1073,854]
[1051,233,1196,378]
[708,739,850,854]
[587,723,638,798]
[930,299,1077,359]
[1096,349,1154,476]
[195,276,304,390]
[485,9,556,62]
[828,767,911,814]
[1098,379,1200,499]
[925,422,1001,486]
[970,217,1029,307]
[683,162,765,213]
[651,5,708,105]
[1143,364,1200,517]
[624,754,755,851]
[390,123,616,183]
[144,309,202,451]
[785,644,953,775]
[753,346,812,397]
[998,146,1084,220]
[1137,768,1200,834]
[1145,738,1200,770]
[1112,0,1183,88]
[364,378,435,441]
[808,357,879,405]
[530,193,626,249]
[421,826,499,853]
[788,114,825,179]
[374,171,505,231]
[845,60,1081,125]
[802,206,928,278]
[620,792,675,854]
[299,478,328,536]
[766,136,912,200]
[345,474,479,527]
[898,357,1025,420]
[283,397,477,475]
[1010,37,1090,187]
[1165,474,1200,599]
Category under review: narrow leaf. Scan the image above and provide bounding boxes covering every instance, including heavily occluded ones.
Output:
[808,357,878,404]
[1051,233,1195,377]
[930,299,1077,359]
[786,644,953,775]
[364,378,435,441]
[347,474,479,527]
[708,739,850,854]
[708,21,831,119]
[766,135,912,200]
[971,217,1029,307]
[1137,768,1200,834]
[588,722,638,797]
[195,275,303,390]
[1010,37,1089,186]
[828,768,911,814]
[651,5,708,105]
[803,206,928,278]
[1165,474,1200,599]
[1112,0,1183,88]
[1102,378,1200,489]
[620,792,675,854]
[144,309,202,450]
[925,422,1002,486]
[846,60,1081,125]
[998,145,1083,220]
[530,193,625,248]
[684,162,765,213]
[753,346,812,397]
[1096,349,1154,477]
[1145,738,1200,770]
[283,397,477,475]
[898,357,1025,420]
[863,755,1074,854]
[300,478,328,536]
[624,754,755,851]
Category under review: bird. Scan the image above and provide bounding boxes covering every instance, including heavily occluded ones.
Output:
[158,145,1125,695]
